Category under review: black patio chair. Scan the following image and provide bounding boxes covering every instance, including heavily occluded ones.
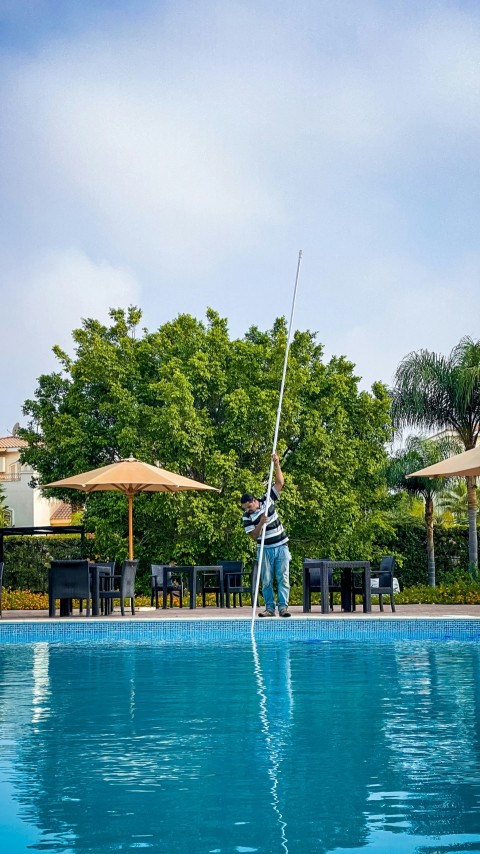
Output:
[49,559,92,617]
[302,558,339,611]
[197,560,245,607]
[100,560,138,616]
[97,562,117,615]
[225,559,259,608]
[217,561,244,607]
[352,555,397,612]
[150,564,185,608]
[197,561,233,607]
[79,561,116,614]
[0,562,3,617]
[370,555,397,612]
[196,566,224,607]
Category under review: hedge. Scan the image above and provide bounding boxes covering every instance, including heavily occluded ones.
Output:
[2,535,90,593]
[380,522,471,588]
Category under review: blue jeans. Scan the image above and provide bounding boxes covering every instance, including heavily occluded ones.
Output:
[257,544,291,612]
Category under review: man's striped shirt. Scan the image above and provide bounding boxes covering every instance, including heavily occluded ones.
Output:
[242,486,288,548]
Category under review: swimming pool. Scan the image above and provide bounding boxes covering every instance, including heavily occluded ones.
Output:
[1,632,480,853]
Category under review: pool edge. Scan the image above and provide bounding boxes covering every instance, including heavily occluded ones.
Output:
[1,616,480,643]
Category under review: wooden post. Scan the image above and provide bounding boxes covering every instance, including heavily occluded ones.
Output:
[128,492,134,559]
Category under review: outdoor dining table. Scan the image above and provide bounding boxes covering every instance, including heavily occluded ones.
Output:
[55,562,107,617]
[161,565,224,609]
[303,560,372,614]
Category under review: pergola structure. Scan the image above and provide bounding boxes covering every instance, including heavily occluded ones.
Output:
[0,525,85,562]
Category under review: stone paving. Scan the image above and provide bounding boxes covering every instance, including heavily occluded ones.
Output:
[2,603,480,620]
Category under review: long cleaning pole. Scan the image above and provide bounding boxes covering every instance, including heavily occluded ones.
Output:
[250,250,303,635]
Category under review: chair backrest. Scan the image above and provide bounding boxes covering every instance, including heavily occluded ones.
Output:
[150,564,176,588]
[50,560,90,598]
[95,560,115,571]
[379,555,396,573]
[218,561,243,587]
[94,561,115,579]
[194,565,222,575]
[303,559,332,587]
[120,560,138,597]
[378,555,396,587]
[218,560,243,573]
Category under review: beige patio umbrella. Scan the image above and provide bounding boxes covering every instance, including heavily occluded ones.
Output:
[45,456,220,559]
[407,444,480,479]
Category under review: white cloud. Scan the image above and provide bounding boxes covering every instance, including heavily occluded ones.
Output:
[20,248,140,333]
[3,1,478,277]
[327,252,480,391]
[1,249,140,430]
[1,0,480,430]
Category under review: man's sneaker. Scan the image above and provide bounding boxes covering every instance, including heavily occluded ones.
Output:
[279,608,291,618]
[258,609,276,617]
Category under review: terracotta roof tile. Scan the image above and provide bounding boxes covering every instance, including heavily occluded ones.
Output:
[50,502,74,521]
[0,436,28,449]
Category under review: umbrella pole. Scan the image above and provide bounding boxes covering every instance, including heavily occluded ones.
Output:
[128,492,134,559]
[250,250,303,635]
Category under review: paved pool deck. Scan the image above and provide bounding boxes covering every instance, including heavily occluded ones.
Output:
[2,603,480,620]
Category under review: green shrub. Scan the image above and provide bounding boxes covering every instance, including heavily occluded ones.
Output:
[377,522,470,588]
[396,578,480,605]
[3,535,91,593]
[289,576,480,606]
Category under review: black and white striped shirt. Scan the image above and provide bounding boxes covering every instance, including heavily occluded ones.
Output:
[242,486,289,548]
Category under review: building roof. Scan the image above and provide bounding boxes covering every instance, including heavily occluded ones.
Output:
[50,502,74,522]
[0,436,28,449]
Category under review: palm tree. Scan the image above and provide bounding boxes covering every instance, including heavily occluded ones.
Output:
[387,435,457,587]
[391,336,480,570]
[435,479,468,526]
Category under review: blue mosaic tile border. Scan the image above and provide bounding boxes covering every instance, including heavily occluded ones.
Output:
[0,617,480,644]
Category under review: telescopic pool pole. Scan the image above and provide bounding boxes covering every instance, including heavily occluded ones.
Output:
[250,250,303,635]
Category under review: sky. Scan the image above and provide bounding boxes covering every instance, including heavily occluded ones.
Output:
[1,0,479,435]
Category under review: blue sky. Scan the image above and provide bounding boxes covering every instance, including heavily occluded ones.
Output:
[1,0,479,434]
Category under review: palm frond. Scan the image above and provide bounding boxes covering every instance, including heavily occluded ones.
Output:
[391,339,480,446]
[386,434,458,499]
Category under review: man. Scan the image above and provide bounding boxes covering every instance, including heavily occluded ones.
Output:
[240,452,291,617]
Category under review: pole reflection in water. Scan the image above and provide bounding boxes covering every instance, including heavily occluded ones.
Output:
[251,637,294,854]
[32,643,50,727]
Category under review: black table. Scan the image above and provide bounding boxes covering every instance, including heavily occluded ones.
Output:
[303,560,371,614]
[161,566,224,609]
[56,563,106,617]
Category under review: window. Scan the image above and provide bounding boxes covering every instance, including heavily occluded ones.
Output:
[3,508,14,526]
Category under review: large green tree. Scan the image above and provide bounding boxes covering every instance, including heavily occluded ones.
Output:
[20,307,391,582]
[387,435,458,586]
[391,337,480,570]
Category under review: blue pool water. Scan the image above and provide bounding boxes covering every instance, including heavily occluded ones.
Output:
[1,639,480,853]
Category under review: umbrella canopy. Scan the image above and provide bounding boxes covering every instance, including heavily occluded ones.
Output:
[407,445,480,479]
[46,456,220,558]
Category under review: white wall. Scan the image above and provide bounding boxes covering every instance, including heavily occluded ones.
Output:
[2,472,57,527]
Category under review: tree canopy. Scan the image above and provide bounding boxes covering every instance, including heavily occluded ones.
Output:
[20,307,392,581]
